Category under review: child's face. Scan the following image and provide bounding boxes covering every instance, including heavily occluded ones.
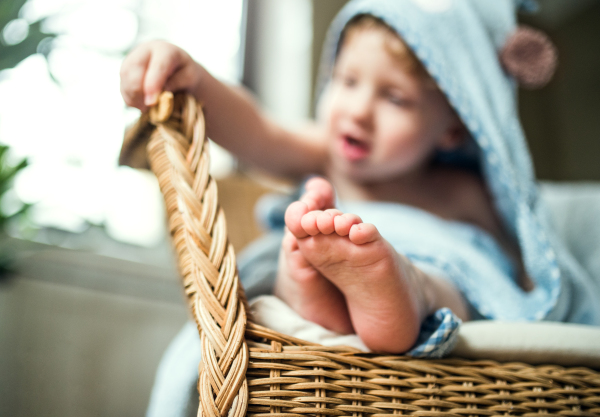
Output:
[324,29,461,183]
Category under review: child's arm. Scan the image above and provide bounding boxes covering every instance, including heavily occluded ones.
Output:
[120,40,327,179]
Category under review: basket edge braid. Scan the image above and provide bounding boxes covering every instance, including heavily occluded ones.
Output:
[146,92,249,417]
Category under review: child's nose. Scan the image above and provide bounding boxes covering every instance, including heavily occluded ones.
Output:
[347,89,374,124]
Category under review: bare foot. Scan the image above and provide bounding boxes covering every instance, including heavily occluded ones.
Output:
[293,200,430,353]
[274,178,354,334]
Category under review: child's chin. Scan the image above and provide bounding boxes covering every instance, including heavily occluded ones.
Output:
[339,166,376,184]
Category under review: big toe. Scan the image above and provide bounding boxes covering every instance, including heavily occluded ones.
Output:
[302,177,336,210]
[285,201,310,238]
[282,227,299,253]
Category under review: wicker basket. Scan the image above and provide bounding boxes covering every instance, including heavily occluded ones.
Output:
[125,92,600,417]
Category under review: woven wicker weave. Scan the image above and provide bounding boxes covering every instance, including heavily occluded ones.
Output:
[128,92,600,417]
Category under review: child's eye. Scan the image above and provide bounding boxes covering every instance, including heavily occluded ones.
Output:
[343,76,357,87]
[386,93,406,106]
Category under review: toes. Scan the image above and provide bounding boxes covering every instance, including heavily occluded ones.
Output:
[349,223,381,245]
[316,209,343,234]
[300,190,324,211]
[301,209,343,236]
[300,211,322,236]
[285,201,310,238]
[282,228,299,252]
[333,213,363,236]
[303,177,336,210]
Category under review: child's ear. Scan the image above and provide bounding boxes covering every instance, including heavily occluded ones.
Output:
[438,122,467,151]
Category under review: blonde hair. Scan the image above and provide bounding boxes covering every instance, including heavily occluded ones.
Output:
[340,15,436,87]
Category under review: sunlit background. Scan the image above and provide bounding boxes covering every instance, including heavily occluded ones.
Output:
[0,0,244,251]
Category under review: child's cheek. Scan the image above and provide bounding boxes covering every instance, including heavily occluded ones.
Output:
[316,84,337,123]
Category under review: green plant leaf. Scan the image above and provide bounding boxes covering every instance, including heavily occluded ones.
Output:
[0,158,28,196]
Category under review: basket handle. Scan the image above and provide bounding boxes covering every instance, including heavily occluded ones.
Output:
[142,92,249,417]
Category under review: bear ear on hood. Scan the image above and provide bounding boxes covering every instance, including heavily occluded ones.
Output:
[500,25,558,89]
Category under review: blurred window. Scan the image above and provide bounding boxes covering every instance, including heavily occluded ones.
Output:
[0,0,243,254]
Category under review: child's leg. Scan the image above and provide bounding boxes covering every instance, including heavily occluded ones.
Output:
[274,178,354,334]
[285,183,432,353]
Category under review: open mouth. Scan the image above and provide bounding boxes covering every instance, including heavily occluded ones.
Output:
[341,135,370,161]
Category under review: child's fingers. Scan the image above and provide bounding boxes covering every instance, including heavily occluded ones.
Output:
[163,61,200,95]
[143,46,186,106]
[120,41,196,110]
[120,45,152,110]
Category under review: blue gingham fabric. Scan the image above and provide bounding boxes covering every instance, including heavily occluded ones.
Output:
[406,308,461,358]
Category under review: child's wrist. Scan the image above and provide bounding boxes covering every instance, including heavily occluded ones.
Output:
[191,62,210,102]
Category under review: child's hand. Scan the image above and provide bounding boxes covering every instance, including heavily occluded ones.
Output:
[120,40,203,111]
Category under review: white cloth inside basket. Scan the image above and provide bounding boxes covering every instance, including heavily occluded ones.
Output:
[250,295,600,368]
